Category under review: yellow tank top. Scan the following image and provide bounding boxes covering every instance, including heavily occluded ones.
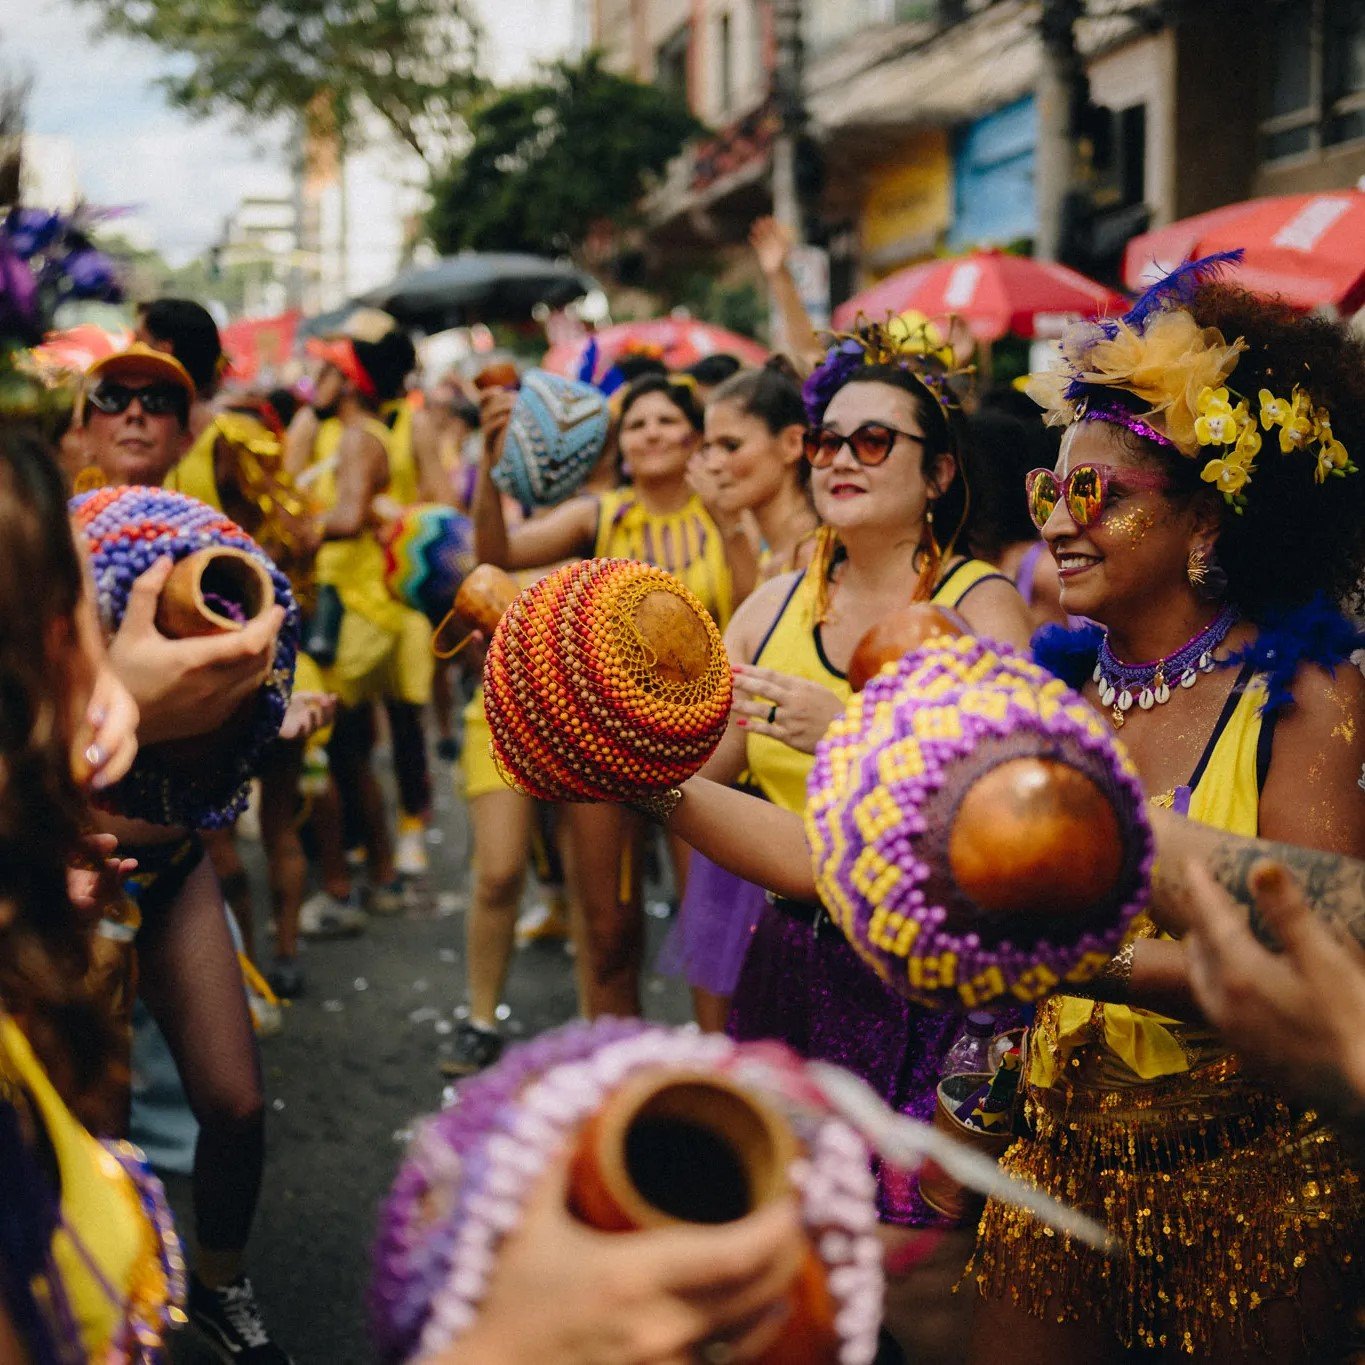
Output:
[163,424,222,510]
[593,488,732,628]
[381,400,420,507]
[313,417,412,633]
[0,1015,171,1357]
[1032,669,1269,1088]
[747,557,1003,815]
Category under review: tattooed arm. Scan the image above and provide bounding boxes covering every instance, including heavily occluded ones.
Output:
[1149,806,1365,946]
[1167,856,1365,1147]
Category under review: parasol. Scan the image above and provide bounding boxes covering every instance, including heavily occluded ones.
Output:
[542,318,768,378]
[1122,190,1365,314]
[357,253,597,332]
[832,249,1124,341]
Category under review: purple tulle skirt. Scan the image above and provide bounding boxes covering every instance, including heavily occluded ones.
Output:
[657,853,768,996]
[727,901,961,1227]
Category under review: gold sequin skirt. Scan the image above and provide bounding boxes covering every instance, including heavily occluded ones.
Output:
[968,1065,1363,1355]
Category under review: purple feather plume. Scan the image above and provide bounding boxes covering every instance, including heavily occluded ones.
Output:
[1123,249,1245,331]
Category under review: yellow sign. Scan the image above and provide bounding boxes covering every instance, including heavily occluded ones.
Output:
[861,132,951,275]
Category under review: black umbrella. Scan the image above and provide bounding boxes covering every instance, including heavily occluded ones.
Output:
[356,253,597,332]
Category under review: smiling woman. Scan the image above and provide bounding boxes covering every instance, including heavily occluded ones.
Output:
[967,261,1365,1365]
[471,372,743,1023]
[653,324,1034,1361]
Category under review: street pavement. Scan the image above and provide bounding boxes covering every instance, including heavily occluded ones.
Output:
[167,747,690,1364]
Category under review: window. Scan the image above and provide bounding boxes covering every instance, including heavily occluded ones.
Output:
[656,23,691,100]
[1261,0,1365,162]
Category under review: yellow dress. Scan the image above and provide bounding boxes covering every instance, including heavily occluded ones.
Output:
[971,670,1364,1354]
[163,416,329,737]
[0,1014,182,1359]
[593,488,732,629]
[163,422,222,510]
[746,557,1003,815]
[312,416,433,709]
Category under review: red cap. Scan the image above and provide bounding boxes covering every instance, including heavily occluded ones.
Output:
[306,336,377,400]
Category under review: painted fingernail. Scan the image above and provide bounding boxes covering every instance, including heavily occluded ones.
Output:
[85,743,105,769]
[89,706,108,727]
[736,719,747,728]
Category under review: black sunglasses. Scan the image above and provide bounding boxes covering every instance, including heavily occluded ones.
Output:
[87,381,187,420]
[802,421,925,469]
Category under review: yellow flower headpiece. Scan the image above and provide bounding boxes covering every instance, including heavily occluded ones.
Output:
[1024,306,1356,510]
[806,313,973,428]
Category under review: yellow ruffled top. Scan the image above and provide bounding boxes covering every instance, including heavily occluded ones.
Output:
[593,488,732,629]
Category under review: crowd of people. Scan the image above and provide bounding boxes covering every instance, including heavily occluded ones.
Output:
[2,204,1365,1365]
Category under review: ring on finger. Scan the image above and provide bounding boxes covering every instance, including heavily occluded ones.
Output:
[766,703,778,725]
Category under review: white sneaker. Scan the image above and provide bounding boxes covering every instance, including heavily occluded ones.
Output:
[299,891,368,940]
[394,826,429,878]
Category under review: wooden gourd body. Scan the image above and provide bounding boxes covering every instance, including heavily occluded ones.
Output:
[569,1070,840,1365]
[147,547,274,762]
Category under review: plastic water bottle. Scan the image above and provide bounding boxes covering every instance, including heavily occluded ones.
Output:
[941,1011,995,1075]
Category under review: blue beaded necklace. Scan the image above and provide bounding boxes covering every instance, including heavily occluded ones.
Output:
[1093,604,1239,728]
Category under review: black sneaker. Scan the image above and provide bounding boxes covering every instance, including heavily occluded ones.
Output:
[266,957,305,1000]
[188,1275,293,1363]
[439,1021,504,1077]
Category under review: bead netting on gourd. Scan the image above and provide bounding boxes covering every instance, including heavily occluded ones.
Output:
[805,636,1153,1011]
[71,485,300,828]
[483,558,732,803]
[368,1020,884,1365]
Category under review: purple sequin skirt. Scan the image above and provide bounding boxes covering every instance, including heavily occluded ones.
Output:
[656,853,768,996]
[728,901,960,1227]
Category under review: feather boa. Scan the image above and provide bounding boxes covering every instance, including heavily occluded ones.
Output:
[1227,594,1365,714]
[1031,598,1364,716]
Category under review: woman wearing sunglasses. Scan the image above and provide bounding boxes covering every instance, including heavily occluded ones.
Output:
[676,327,1032,1360]
[965,264,1365,1364]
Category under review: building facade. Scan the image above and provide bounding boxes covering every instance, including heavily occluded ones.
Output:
[588,0,1365,307]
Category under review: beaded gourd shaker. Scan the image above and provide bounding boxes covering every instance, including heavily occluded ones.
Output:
[806,636,1153,1010]
[483,558,732,803]
[491,368,610,509]
[71,485,299,828]
[379,503,476,624]
[369,1020,884,1365]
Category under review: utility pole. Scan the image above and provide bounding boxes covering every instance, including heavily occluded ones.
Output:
[771,0,806,245]
[1035,0,1086,261]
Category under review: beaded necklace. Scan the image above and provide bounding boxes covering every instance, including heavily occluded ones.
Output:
[1094,604,1239,728]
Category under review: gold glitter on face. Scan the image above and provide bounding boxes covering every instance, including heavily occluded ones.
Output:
[1103,505,1157,547]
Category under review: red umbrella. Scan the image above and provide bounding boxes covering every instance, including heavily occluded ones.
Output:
[543,319,768,378]
[832,249,1124,341]
[1123,190,1365,313]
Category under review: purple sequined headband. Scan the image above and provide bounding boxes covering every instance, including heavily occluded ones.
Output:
[1079,402,1177,451]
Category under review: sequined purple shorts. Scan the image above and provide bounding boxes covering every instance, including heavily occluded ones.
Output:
[727,901,960,1227]
[656,853,767,996]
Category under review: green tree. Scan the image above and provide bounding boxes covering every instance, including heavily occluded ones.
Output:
[427,52,702,258]
[79,0,482,164]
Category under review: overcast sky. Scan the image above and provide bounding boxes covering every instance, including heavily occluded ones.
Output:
[1,0,577,262]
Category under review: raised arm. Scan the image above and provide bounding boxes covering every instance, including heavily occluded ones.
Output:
[750,217,824,372]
